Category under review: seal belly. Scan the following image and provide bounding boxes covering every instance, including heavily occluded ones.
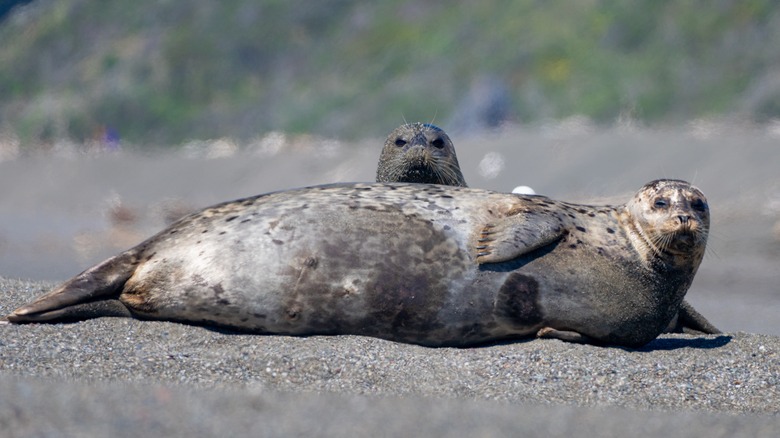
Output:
[514,243,679,346]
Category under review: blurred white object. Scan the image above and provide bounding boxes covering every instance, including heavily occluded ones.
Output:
[477,152,505,179]
[511,185,536,195]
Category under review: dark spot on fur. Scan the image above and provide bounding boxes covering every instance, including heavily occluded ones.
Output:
[303,256,318,268]
[202,229,208,234]
[576,226,587,233]
[286,304,302,320]
[219,231,227,235]
[588,212,595,217]
[241,218,251,223]
[569,244,577,249]
[226,216,238,222]
[273,239,284,245]
[252,312,267,319]
[494,273,543,326]
[606,227,615,234]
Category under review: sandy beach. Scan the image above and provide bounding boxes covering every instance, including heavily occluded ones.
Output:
[1,124,779,436]
[1,276,779,436]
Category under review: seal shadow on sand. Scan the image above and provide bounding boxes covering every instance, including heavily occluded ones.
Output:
[633,335,732,351]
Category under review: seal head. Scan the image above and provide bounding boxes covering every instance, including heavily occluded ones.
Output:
[376,123,466,187]
[621,179,709,271]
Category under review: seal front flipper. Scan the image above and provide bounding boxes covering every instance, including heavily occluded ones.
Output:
[665,300,722,334]
[6,251,137,323]
[475,210,565,264]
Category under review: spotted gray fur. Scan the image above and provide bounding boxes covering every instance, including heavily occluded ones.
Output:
[5,180,709,347]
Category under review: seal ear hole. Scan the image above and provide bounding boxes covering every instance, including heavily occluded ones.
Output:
[394,139,407,147]
[431,138,445,149]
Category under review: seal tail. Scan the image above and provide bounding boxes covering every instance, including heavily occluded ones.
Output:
[5,251,138,323]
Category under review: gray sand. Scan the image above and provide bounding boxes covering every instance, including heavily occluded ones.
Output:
[1,125,780,436]
[1,277,779,437]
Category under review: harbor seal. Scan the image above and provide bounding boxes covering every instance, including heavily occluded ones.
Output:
[374,126,719,335]
[376,123,467,187]
[4,179,709,347]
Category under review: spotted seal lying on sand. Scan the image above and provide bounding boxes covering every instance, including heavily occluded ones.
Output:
[374,125,719,335]
[5,180,709,347]
[376,123,467,187]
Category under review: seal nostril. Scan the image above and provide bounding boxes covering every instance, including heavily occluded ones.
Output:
[678,215,690,225]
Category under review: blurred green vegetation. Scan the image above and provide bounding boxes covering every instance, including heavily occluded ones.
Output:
[1,0,779,147]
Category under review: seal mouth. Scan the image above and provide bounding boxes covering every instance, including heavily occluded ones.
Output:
[655,228,705,255]
[670,233,696,250]
[400,165,435,183]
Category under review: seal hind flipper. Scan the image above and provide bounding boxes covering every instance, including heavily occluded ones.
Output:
[475,212,565,264]
[6,251,137,323]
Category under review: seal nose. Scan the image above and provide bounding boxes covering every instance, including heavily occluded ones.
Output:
[410,133,428,147]
[405,145,429,166]
[677,215,690,226]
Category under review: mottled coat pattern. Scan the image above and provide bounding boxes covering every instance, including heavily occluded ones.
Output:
[7,180,709,347]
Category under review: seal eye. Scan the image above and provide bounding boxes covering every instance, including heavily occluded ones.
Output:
[691,198,707,211]
[653,198,668,208]
[394,139,407,147]
[431,138,445,149]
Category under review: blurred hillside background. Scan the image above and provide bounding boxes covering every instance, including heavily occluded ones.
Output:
[1,0,780,149]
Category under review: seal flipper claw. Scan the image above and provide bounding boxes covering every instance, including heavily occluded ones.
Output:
[7,251,137,323]
[475,213,565,264]
[536,327,595,344]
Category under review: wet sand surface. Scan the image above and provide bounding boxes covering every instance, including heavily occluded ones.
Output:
[1,124,779,435]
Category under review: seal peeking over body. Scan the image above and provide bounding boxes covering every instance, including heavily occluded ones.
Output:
[5,180,709,347]
[375,124,719,335]
[376,123,467,187]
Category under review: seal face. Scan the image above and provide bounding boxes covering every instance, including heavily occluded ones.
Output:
[376,123,467,187]
[5,180,710,348]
